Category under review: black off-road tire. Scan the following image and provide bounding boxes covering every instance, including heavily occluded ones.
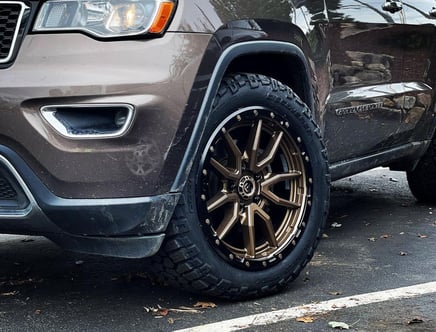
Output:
[407,138,436,204]
[151,73,330,299]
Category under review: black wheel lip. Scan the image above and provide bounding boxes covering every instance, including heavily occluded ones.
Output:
[196,106,314,271]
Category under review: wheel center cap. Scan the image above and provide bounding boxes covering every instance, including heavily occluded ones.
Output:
[238,175,257,199]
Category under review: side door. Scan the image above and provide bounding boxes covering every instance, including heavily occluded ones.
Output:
[398,0,436,142]
[324,0,407,163]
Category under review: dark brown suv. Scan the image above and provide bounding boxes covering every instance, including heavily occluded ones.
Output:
[1,0,436,299]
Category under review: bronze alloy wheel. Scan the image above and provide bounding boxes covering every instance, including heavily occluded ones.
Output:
[197,107,312,270]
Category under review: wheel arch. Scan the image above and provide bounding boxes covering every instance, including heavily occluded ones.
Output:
[171,41,316,192]
[224,52,313,111]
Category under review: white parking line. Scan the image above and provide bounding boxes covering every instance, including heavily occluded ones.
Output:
[175,281,436,332]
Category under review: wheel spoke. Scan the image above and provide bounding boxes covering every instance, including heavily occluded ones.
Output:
[255,204,278,248]
[207,192,239,212]
[223,130,242,174]
[256,131,284,170]
[209,130,242,180]
[210,157,240,181]
[247,120,263,172]
[216,201,240,240]
[241,203,278,258]
[261,172,302,209]
[241,205,256,258]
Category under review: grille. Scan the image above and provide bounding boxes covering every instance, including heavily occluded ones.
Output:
[0,2,26,64]
[0,176,17,200]
[0,163,28,210]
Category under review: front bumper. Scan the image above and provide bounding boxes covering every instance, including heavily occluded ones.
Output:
[0,31,212,256]
[0,145,180,257]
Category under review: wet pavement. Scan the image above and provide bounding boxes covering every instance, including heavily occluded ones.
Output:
[0,168,435,331]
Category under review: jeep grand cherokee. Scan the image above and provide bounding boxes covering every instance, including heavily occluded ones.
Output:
[1,0,435,299]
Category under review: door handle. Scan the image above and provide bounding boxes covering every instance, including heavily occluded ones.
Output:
[382,0,403,13]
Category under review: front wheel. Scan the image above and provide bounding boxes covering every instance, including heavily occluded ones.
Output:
[152,73,330,299]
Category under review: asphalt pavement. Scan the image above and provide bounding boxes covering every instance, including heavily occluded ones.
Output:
[0,168,435,331]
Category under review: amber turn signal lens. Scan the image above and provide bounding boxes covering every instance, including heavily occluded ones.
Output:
[149,2,175,34]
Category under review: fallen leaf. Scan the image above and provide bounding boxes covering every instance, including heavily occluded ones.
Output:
[194,301,217,309]
[143,306,158,313]
[75,260,84,266]
[331,304,346,309]
[380,234,391,239]
[296,316,316,323]
[1,291,19,297]
[368,237,376,242]
[0,278,43,287]
[400,251,408,256]
[322,233,329,239]
[144,305,203,315]
[328,321,350,329]
[328,291,342,296]
[34,309,41,315]
[418,234,428,239]
[170,306,203,314]
[168,318,175,324]
[331,222,342,228]
[157,308,169,317]
[408,317,424,325]
[369,188,377,192]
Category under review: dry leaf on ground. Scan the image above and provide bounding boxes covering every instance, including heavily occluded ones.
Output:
[296,316,316,323]
[0,278,43,287]
[328,321,350,329]
[144,305,203,316]
[0,291,19,297]
[328,291,342,296]
[407,317,424,325]
[194,301,217,309]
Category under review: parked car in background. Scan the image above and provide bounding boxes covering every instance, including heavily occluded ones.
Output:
[1,0,436,299]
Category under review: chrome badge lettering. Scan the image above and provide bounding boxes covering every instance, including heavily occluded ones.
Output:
[335,102,384,116]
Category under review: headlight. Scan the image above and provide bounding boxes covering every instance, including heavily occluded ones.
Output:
[34,0,176,38]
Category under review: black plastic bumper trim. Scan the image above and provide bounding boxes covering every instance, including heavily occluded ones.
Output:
[0,145,179,238]
[49,233,165,259]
